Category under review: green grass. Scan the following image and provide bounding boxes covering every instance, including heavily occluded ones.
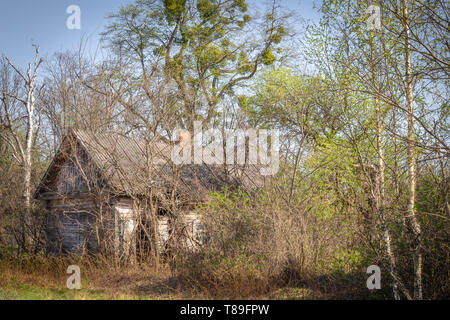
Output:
[0,273,319,300]
[0,277,136,300]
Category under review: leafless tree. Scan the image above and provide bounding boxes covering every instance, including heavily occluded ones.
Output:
[0,45,44,251]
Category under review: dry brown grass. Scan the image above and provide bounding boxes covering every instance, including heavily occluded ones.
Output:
[0,250,192,300]
[0,250,324,300]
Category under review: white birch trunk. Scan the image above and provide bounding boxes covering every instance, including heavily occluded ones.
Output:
[402,0,423,300]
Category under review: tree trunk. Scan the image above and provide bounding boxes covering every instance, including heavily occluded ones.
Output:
[4,45,42,253]
[20,81,35,252]
[375,97,400,300]
[402,0,423,300]
[370,27,401,299]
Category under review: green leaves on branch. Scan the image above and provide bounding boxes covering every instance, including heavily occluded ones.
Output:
[164,0,186,24]
[103,0,289,126]
[261,49,276,66]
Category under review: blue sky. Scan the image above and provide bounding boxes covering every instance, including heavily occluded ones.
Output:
[0,0,321,68]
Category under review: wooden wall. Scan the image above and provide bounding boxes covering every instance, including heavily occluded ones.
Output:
[46,198,104,254]
[45,196,205,255]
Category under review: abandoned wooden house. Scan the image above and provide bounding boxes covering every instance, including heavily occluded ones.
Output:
[34,129,263,258]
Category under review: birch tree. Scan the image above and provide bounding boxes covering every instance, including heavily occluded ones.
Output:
[0,45,43,251]
[299,0,450,299]
[401,0,423,300]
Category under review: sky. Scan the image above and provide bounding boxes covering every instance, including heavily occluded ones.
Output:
[0,0,322,69]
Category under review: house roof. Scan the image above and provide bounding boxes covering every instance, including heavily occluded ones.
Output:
[34,129,266,202]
